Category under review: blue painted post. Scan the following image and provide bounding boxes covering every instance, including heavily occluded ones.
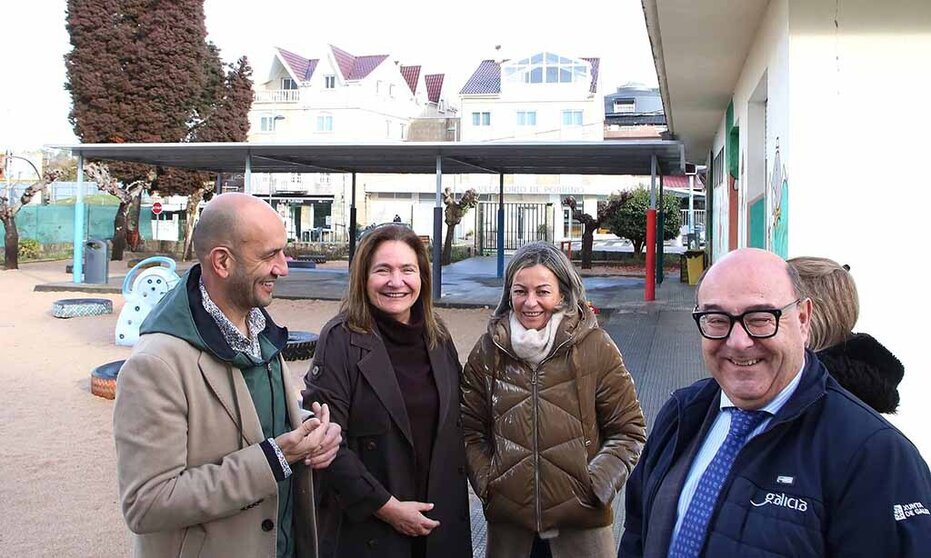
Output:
[433,156,443,301]
[497,174,504,278]
[72,154,85,283]
[348,173,357,266]
[244,152,252,194]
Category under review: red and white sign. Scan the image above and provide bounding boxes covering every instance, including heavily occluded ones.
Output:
[152,202,163,215]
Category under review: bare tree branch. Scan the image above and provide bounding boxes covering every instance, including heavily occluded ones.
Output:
[85,163,152,203]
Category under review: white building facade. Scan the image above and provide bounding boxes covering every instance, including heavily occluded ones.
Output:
[456,52,654,247]
[247,45,456,242]
[644,0,931,456]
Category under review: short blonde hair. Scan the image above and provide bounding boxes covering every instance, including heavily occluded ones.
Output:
[787,256,858,351]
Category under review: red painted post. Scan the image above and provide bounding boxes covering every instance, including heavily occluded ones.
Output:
[645,209,656,301]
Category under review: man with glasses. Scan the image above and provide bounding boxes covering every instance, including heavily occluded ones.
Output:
[619,248,931,557]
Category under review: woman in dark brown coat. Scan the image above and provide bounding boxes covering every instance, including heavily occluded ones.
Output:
[461,242,646,558]
[303,225,472,558]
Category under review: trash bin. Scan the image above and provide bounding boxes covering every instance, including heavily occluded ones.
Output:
[84,239,110,284]
[684,250,705,286]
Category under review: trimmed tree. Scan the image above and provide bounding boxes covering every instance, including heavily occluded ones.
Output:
[65,0,214,260]
[442,187,479,265]
[1,156,64,270]
[562,194,631,269]
[153,52,253,261]
[84,163,152,257]
[604,187,682,254]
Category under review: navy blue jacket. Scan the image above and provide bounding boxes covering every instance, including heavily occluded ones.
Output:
[619,352,931,557]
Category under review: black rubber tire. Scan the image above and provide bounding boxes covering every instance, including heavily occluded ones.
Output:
[282,331,319,361]
[52,298,113,319]
[91,360,125,400]
[295,254,327,264]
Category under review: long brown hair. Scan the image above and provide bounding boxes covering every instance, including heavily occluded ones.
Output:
[340,224,449,348]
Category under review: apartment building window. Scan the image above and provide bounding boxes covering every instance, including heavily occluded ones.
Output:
[281,78,298,90]
[389,84,395,98]
[517,111,537,126]
[400,123,407,140]
[562,110,583,126]
[324,75,336,89]
[316,114,333,132]
[259,114,278,132]
[502,52,589,85]
[320,173,331,185]
[386,120,392,137]
[472,112,491,126]
[613,99,635,113]
[290,173,303,184]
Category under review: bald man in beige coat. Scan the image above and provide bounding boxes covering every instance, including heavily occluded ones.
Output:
[114,194,340,557]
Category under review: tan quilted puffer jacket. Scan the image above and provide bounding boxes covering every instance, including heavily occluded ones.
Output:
[460,304,646,532]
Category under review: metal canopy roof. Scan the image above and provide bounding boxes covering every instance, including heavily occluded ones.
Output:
[64,140,685,176]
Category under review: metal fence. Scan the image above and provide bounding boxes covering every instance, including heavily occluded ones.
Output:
[0,205,161,243]
[475,202,553,255]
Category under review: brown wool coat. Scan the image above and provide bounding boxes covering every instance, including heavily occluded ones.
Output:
[113,333,317,558]
[461,304,647,532]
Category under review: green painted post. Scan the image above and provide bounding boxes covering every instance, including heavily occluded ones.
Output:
[657,174,665,285]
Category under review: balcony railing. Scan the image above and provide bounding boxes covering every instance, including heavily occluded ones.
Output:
[254,89,300,103]
[680,209,706,230]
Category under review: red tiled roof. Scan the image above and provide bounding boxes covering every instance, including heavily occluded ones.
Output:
[329,45,388,80]
[582,57,599,94]
[350,54,389,79]
[460,55,600,95]
[424,74,444,103]
[276,47,318,81]
[330,45,355,80]
[460,60,502,94]
[400,65,421,95]
[660,175,704,188]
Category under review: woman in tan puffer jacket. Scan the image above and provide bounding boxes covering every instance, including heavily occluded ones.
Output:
[461,242,646,558]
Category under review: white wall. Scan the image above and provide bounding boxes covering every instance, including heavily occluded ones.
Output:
[714,0,931,456]
[708,0,790,256]
[787,0,931,455]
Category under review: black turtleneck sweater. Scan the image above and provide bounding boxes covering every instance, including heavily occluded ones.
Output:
[372,302,439,503]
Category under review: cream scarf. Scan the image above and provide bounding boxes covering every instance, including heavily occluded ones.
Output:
[508,310,565,367]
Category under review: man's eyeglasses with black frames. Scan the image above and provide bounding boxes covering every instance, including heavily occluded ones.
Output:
[692,299,801,340]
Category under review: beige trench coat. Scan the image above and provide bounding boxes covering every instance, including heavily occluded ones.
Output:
[113,333,317,557]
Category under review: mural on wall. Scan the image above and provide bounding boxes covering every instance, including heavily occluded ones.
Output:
[768,139,788,258]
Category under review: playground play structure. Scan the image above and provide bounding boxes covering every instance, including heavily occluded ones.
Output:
[52,255,318,398]
[114,256,180,346]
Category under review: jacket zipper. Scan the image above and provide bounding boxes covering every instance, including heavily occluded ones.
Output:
[491,333,574,532]
[532,362,542,532]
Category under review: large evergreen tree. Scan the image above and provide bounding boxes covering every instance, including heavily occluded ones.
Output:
[154,52,253,260]
[65,0,248,260]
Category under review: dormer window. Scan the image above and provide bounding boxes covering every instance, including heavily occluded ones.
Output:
[324,75,336,89]
[502,52,589,85]
[281,78,298,90]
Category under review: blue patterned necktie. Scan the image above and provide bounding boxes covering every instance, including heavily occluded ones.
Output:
[668,408,769,558]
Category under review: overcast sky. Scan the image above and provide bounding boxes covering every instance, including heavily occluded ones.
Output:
[0,0,658,152]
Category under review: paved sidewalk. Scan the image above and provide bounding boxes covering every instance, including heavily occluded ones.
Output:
[34,254,694,312]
